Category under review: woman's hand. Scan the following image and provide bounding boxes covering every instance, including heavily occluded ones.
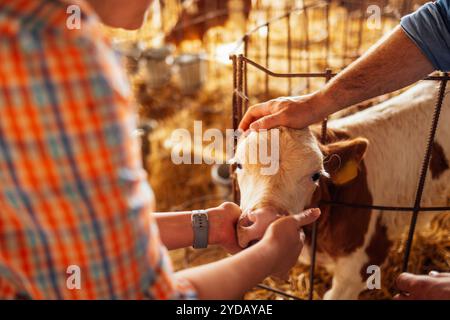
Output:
[176,208,321,299]
[208,202,243,254]
[259,208,321,279]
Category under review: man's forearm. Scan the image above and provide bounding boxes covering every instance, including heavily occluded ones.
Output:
[312,26,434,116]
[175,241,275,299]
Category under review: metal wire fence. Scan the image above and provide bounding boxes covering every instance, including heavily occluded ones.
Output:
[230,1,450,300]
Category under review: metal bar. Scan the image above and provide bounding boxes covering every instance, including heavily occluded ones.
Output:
[309,68,334,300]
[231,54,239,204]
[244,35,249,112]
[238,1,329,46]
[237,55,244,123]
[325,0,331,67]
[303,2,311,91]
[402,77,448,272]
[320,200,450,212]
[287,12,292,95]
[243,56,336,78]
[256,284,302,300]
[242,55,450,81]
[231,55,238,131]
[233,88,250,102]
[265,23,270,98]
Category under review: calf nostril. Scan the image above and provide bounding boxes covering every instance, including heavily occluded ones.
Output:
[238,214,254,228]
[248,239,259,247]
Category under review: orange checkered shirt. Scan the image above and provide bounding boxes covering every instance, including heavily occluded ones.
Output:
[0,0,196,299]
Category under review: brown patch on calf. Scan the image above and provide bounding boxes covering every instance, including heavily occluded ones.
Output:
[360,215,392,279]
[429,141,449,179]
[165,0,252,45]
[304,127,373,258]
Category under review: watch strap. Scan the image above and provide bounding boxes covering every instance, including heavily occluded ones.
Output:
[191,210,209,249]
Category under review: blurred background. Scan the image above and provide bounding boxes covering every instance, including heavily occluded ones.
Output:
[102,0,449,300]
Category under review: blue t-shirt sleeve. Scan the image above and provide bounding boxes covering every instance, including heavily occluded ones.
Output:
[400,0,450,71]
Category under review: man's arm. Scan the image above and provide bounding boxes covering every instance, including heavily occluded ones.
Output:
[239,26,434,131]
[316,25,435,118]
[155,202,242,253]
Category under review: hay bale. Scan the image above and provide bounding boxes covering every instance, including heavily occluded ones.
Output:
[146,86,232,212]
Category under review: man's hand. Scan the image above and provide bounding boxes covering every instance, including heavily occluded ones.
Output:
[259,208,321,279]
[208,202,242,254]
[238,26,435,133]
[238,93,329,131]
[394,271,450,300]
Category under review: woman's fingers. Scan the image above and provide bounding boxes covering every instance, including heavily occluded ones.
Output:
[291,208,321,229]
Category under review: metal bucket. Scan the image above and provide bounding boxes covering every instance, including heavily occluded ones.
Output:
[112,41,143,75]
[175,53,207,95]
[143,46,173,89]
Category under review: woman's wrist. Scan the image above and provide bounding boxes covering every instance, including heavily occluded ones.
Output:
[206,207,225,246]
[252,238,279,275]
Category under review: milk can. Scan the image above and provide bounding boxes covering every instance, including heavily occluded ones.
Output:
[142,46,173,89]
[112,41,143,75]
[175,53,207,95]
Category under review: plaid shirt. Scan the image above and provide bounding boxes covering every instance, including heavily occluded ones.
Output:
[0,0,196,299]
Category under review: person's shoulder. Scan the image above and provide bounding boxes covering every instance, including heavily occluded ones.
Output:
[0,0,96,38]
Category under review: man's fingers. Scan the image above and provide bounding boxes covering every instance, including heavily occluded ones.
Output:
[238,103,271,131]
[291,208,321,228]
[395,273,421,292]
[393,293,411,300]
[429,271,450,278]
[249,112,284,130]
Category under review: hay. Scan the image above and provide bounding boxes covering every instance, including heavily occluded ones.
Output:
[168,213,449,300]
[244,213,450,300]
[145,84,232,212]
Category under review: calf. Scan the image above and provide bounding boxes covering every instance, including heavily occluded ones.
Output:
[235,81,450,299]
[165,0,252,46]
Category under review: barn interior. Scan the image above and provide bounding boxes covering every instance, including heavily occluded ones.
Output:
[104,0,450,300]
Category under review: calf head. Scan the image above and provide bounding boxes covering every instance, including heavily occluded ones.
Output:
[235,126,369,248]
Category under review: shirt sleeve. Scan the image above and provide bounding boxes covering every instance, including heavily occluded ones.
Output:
[0,0,196,299]
[400,0,450,71]
[55,26,199,299]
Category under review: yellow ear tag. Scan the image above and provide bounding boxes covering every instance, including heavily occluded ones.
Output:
[331,159,359,185]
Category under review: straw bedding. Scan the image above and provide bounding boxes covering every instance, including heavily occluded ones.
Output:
[169,213,449,300]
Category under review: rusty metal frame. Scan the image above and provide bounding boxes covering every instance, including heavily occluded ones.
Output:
[230,1,450,301]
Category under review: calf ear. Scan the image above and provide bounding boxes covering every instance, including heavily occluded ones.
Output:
[323,138,369,186]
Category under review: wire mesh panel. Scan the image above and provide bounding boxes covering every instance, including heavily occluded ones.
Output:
[230,1,450,300]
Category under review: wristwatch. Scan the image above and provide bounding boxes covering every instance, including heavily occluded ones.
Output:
[191,210,209,249]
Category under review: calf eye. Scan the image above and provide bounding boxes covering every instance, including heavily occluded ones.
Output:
[236,163,243,170]
[311,172,321,182]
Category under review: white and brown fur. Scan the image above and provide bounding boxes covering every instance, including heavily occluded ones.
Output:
[235,81,450,299]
